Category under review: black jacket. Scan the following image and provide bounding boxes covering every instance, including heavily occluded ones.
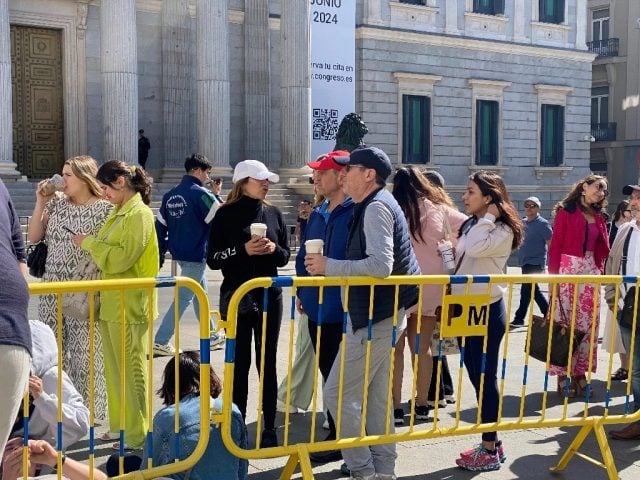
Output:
[207,195,290,294]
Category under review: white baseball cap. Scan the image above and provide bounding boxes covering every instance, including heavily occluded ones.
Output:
[232,160,279,184]
[524,196,542,208]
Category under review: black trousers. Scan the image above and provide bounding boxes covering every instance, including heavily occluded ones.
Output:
[513,264,549,323]
[308,320,343,438]
[428,355,454,401]
[233,288,282,431]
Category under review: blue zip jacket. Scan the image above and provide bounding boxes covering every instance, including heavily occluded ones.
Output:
[296,197,354,324]
[156,175,220,264]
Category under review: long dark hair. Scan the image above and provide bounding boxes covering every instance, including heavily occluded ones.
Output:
[553,174,608,215]
[612,200,630,224]
[96,160,152,205]
[461,171,524,250]
[157,351,222,406]
[392,166,455,243]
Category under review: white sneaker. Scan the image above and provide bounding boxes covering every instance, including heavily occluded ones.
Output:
[276,400,299,414]
[376,474,397,480]
[349,472,376,480]
[153,343,180,356]
[210,331,225,349]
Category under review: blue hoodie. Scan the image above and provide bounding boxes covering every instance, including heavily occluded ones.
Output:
[156,175,220,263]
[296,197,354,324]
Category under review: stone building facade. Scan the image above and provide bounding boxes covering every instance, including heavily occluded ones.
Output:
[2,0,597,215]
[587,0,640,206]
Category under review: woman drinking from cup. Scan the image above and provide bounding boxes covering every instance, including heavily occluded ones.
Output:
[207,160,290,448]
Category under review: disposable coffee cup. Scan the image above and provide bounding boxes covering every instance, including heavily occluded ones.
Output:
[305,239,324,255]
[250,223,267,238]
[438,241,456,274]
[41,174,64,196]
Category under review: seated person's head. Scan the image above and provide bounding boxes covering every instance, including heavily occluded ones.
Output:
[157,351,222,406]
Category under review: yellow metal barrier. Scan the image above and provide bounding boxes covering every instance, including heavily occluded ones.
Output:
[219,273,640,480]
[25,276,211,480]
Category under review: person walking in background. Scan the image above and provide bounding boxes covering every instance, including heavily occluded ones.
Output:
[138,129,151,169]
[604,200,632,381]
[210,177,225,203]
[154,153,222,356]
[606,185,640,440]
[73,161,159,449]
[390,166,466,425]
[0,178,32,457]
[547,175,610,398]
[510,196,552,327]
[454,171,523,472]
[207,160,290,448]
[305,147,420,480]
[295,151,354,465]
[28,155,111,420]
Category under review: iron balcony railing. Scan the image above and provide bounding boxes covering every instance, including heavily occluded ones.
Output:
[591,122,617,142]
[587,38,619,58]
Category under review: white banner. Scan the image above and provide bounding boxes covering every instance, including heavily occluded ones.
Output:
[310,0,356,159]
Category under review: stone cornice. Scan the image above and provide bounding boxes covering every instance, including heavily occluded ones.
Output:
[356,26,597,63]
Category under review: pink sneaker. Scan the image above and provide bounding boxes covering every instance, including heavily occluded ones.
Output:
[456,445,501,472]
[460,442,506,463]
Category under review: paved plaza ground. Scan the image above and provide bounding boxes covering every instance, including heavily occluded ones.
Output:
[26,260,640,479]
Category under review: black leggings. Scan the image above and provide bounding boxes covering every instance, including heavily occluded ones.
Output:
[308,320,343,438]
[232,288,282,431]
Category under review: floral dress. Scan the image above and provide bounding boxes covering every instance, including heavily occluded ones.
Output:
[39,193,112,420]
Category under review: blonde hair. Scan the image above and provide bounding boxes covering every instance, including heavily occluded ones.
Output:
[65,155,102,197]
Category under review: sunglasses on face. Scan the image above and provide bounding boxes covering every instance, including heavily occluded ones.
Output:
[589,182,609,196]
[524,203,538,208]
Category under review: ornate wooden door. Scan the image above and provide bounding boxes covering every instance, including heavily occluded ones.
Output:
[10,25,64,179]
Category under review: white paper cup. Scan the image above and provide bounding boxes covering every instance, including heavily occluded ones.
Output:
[250,223,267,238]
[305,239,324,255]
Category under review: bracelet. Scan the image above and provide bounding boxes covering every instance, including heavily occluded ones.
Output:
[53,453,66,472]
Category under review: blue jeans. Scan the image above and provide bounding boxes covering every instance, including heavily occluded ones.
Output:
[154,260,212,345]
[618,316,640,415]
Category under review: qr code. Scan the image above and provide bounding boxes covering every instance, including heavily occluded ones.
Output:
[312,108,339,140]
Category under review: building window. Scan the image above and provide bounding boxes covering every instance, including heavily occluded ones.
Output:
[591,86,609,125]
[539,0,564,24]
[399,0,426,4]
[473,0,505,15]
[402,95,430,164]
[591,9,609,42]
[540,104,564,166]
[475,100,499,166]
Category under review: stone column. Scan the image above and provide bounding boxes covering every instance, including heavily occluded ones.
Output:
[196,0,230,170]
[0,0,20,177]
[365,0,383,26]
[100,0,138,164]
[162,0,193,171]
[280,0,311,171]
[575,0,587,50]
[513,0,526,43]
[445,0,460,35]
[244,1,270,164]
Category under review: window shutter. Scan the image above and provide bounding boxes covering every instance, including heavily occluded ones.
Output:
[495,0,505,15]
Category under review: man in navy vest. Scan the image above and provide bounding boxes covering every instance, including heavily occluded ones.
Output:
[305,146,420,480]
[154,154,221,355]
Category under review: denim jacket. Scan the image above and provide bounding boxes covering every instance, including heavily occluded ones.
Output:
[143,394,248,480]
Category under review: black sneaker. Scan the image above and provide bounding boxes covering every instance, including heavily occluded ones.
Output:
[260,428,278,448]
[509,320,525,328]
[394,408,405,425]
[340,462,350,476]
[414,404,430,420]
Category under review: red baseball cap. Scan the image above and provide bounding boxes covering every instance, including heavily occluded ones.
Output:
[307,150,350,171]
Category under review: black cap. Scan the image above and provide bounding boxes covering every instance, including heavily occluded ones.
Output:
[334,146,392,180]
[623,185,640,195]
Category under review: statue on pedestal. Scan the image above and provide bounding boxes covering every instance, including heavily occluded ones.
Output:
[334,113,368,153]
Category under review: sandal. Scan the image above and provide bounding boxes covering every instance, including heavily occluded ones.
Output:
[576,375,593,399]
[99,431,119,441]
[557,376,576,398]
[611,368,628,381]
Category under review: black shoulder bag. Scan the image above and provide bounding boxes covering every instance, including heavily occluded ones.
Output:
[26,242,48,278]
